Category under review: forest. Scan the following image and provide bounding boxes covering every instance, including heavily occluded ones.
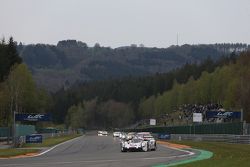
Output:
[0,38,249,130]
[17,40,249,92]
[0,38,50,127]
[52,52,243,128]
[139,52,250,123]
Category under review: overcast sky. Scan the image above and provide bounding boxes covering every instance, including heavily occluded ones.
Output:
[1,0,250,48]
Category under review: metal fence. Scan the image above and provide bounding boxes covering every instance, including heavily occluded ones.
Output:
[0,125,36,138]
[129,122,244,135]
[0,127,10,138]
[245,123,250,135]
[41,130,77,139]
[170,134,250,144]
[15,124,36,137]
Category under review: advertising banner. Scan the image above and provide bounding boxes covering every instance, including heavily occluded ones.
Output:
[150,119,156,126]
[206,111,241,119]
[15,113,51,122]
[158,133,171,140]
[26,134,43,143]
[193,113,203,122]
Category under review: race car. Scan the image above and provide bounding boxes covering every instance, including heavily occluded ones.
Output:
[120,138,149,152]
[119,132,127,140]
[136,132,157,151]
[98,131,108,136]
[113,132,121,137]
[126,132,136,140]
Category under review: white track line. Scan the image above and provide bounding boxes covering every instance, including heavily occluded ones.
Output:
[0,155,197,167]
[34,135,82,157]
[159,143,195,156]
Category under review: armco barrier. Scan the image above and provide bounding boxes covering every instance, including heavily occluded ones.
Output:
[170,134,250,144]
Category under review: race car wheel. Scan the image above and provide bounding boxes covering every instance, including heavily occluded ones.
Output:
[142,143,148,152]
[121,147,127,152]
[152,143,157,151]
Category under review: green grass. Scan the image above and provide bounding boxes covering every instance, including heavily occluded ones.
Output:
[0,149,39,158]
[23,134,81,147]
[171,141,250,167]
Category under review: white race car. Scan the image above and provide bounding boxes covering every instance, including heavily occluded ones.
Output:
[121,138,149,152]
[119,132,126,139]
[98,131,108,136]
[142,135,157,151]
[136,132,157,151]
[126,132,136,140]
[113,132,121,137]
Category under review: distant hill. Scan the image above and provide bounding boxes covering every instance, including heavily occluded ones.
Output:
[17,40,249,91]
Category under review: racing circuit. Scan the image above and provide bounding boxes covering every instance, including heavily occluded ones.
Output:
[0,133,198,167]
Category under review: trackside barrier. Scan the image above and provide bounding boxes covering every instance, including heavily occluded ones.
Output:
[15,131,76,147]
[246,123,250,135]
[15,124,36,137]
[41,132,68,139]
[126,122,243,135]
[0,127,11,137]
[170,134,250,144]
[37,129,77,140]
[0,125,36,138]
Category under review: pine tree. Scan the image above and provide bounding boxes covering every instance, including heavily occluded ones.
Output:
[0,37,22,81]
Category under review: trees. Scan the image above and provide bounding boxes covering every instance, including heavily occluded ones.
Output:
[138,51,250,122]
[0,64,49,126]
[0,82,10,126]
[102,100,134,128]
[235,52,250,122]
[6,64,37,114]
[0,37,23,126]
[0,37,22,81]
[65,103,86,129]
[51,51,238,124]
[65,99,135,129]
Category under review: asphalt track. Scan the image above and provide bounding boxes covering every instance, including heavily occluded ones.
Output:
[0,134,198,167]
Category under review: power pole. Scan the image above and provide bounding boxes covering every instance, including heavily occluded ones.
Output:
[13,111,16,147]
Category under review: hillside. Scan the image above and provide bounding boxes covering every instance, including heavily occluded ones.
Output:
[59,51,250,128]
[139,51,250,123]
[17,40,249,91]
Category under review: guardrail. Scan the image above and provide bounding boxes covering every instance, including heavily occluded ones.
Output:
[169,134,250,144]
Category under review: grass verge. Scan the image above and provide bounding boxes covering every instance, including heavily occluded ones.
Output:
[171,141,250,167]
[23,134,81,148]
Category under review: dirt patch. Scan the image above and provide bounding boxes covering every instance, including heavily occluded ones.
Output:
[0,152,39,159]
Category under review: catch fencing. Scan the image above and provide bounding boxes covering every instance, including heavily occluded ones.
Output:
[128,122,244,135]
[126,122,250,144]
[170,134,250,144]
[0,125,36,138]
[15,124,36,137]
[0,127,10,138]
[245,123,250,135]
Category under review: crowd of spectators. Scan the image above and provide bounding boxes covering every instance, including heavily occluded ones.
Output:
[158,103,227,125]
[179,103,224,122]
[135,103,238,127]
